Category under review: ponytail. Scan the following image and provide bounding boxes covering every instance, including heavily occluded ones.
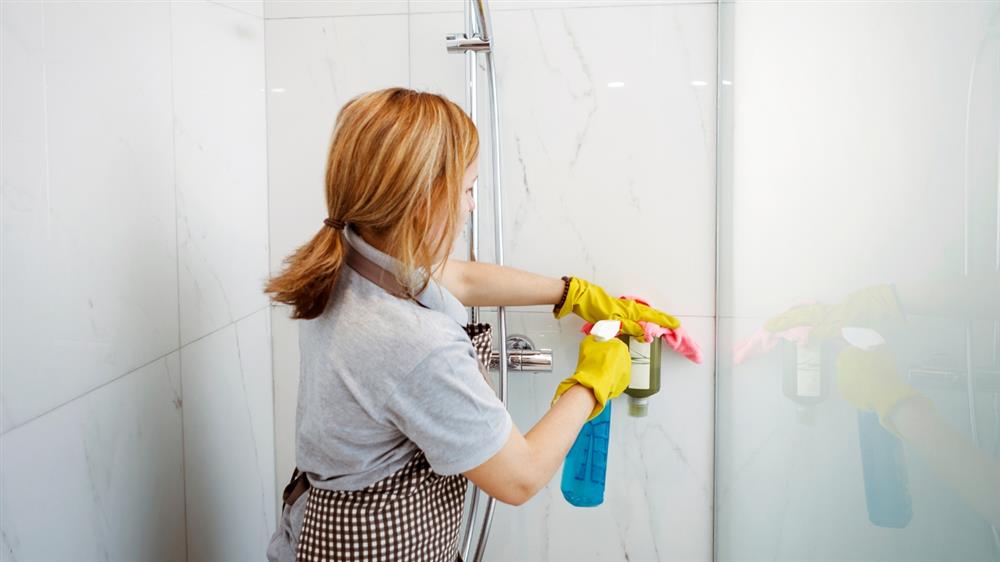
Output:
[265,87,478,320]
[265,225,346,319]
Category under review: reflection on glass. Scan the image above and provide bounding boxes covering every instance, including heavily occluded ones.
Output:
[717,2,1000,560]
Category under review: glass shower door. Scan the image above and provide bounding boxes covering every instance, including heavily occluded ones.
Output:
[715,2,1000,560]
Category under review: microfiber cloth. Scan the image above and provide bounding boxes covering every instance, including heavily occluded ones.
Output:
[580,295,703,364]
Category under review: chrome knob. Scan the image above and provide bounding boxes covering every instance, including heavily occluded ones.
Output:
[446,32,491,54]
[488,335,553,372]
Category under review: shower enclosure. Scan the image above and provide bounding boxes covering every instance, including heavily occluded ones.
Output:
[448,0,1000,560]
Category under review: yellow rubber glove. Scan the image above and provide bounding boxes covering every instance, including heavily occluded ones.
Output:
[836,345,927,436]
[551,334,631,421]
[555,277,680,338]
[765,284,905,346]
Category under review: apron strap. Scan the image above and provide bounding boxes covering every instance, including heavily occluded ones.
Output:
[282,467,310,509]
[344,242,430,310]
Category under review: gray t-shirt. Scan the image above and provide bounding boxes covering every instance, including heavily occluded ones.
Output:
[267,226,511,562]
[296,225,512,489]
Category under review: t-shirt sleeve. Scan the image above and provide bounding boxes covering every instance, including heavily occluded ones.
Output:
[383,336,513,475]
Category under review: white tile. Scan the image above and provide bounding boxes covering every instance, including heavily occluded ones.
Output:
[0,353,187,562]
[214,0,265,17]
[270,304,301,509]
[264,0,408,19]
[449,4,718,317]
[409,11,468,105]
[265,14,409,273]
[409,0,710,14]
[473,311,714,561]
[1,1,179,432]
[172,1,270,344]
[181,308,276,562]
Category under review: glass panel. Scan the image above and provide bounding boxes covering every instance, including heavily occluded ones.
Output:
[716,2,1000,560]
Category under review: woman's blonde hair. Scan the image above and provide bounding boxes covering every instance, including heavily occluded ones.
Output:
[265,87,479,319]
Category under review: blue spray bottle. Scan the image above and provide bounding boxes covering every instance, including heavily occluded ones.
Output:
[561,399,612,507]
[561,319,620,507]
[839,327,913,528]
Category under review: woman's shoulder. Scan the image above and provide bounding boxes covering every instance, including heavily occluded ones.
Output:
[315,267,470,358]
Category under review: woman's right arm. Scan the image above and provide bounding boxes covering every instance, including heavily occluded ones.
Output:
[462,383,596,506]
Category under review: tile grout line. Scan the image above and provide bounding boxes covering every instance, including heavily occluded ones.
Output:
[0,305,270,439]
[166,3,190,561]
[407,0,412,88]
[206,0,263,19]
[262,11,281,527]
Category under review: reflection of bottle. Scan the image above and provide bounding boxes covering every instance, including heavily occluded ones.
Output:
[782,341,831,424]
[856,410,913,528]
[560,400,611,507]
[617,334,662,416]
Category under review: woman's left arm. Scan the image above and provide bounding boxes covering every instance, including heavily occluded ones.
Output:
[436,259,565,307]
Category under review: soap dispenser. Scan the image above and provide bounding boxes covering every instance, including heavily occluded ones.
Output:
[617,334,663,417]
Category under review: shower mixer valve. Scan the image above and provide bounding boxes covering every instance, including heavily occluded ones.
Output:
[488,335,553,372]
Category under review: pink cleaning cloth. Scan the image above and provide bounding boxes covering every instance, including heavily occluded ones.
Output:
[580,295,703,364]
[732,326,811,365]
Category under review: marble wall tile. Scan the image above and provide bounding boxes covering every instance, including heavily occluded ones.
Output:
[264,0,408,19]
[420,4,718,317]
[410,0,712,15]
[0,353,187,562]
[214,0,265,18]
[181,307,276,562]
[264,14,410,274]
[1,1,179,433]
[509,3,716,317]
[172,1,270,345]
[270,305,301,508]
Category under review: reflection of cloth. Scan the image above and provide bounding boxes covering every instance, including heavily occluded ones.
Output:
[580,295,703,364]
[732,326,811,365]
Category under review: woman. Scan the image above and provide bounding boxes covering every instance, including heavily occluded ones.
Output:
[265,87,681,562]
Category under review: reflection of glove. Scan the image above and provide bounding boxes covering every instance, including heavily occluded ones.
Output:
[555,277,680,337]
[836,345,924,435]
[552,335,631,421]
[765,284,904,345]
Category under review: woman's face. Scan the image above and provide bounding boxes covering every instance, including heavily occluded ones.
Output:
[458,155,479,232]
[430,155,480,264]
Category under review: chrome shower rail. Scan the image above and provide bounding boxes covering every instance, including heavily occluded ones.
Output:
[447,1,507,561]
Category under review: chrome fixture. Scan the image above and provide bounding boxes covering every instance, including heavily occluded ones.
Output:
[448,1,509,561]
[489,335,554,372]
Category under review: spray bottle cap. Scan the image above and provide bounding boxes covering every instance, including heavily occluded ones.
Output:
[590,320,622,342]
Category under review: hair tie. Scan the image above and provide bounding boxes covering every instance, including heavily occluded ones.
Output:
[323,217,346,230]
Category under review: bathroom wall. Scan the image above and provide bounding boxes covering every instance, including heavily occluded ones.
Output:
[1,2,275,561]
[265,0,717,560]
[716,1,1000,560]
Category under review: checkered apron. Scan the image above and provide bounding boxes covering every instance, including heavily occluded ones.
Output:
[294,322,494,562]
